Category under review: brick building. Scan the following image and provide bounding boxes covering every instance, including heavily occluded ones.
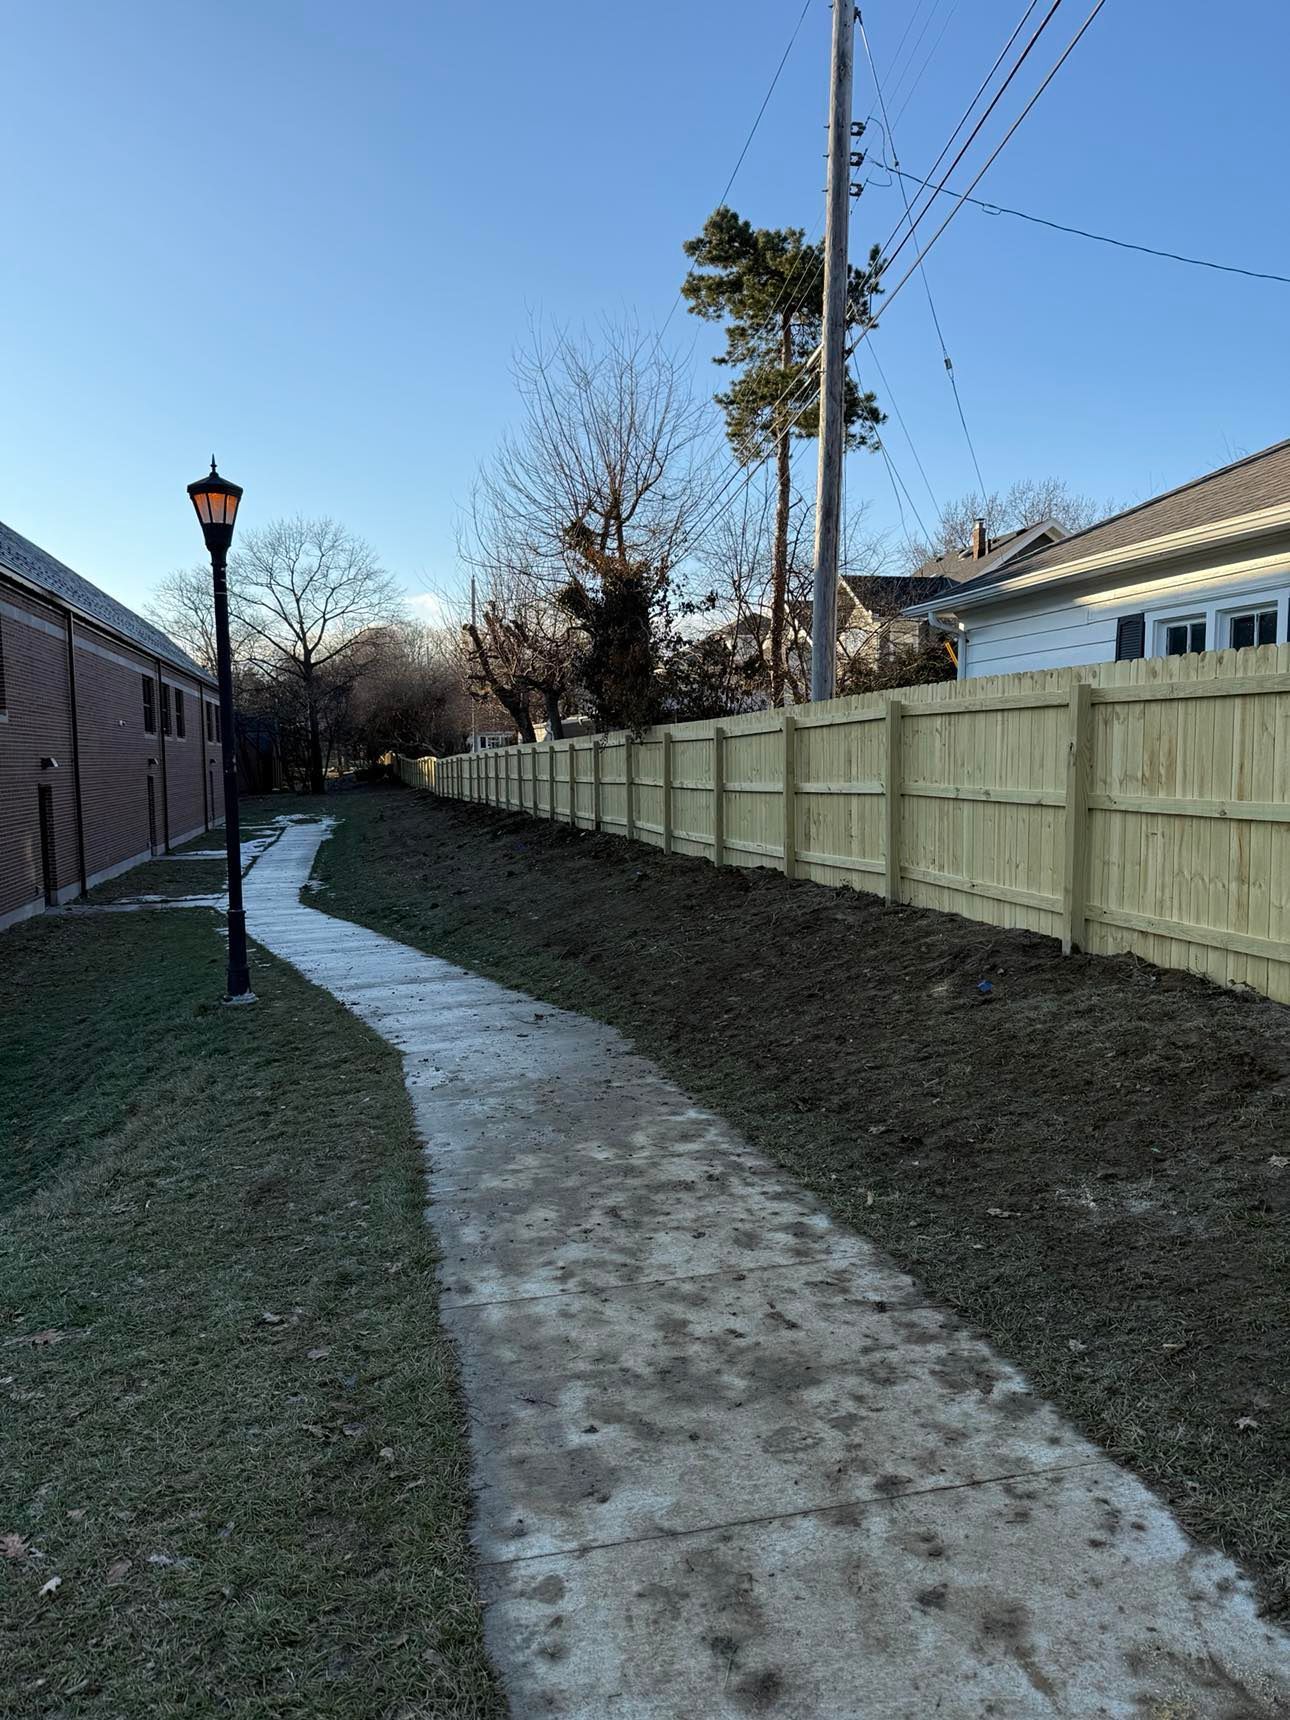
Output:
[0,518,225,932]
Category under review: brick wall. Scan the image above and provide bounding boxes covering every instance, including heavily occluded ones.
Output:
[0,578,225,930]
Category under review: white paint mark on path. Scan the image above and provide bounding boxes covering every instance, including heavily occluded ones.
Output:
[244,817,1290,1719]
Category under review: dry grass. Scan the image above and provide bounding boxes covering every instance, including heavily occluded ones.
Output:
[0,904,504,1717]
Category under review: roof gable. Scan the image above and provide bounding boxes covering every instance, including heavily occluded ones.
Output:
[936,439,1290,605]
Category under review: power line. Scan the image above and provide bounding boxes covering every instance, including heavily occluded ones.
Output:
[857,9,987,496]
[864,343,941,518]
[657,0,815,343]
[870,0,1056,272]
[859,0,1111,347]
[879,162,1290,289]
[890,0,964,126]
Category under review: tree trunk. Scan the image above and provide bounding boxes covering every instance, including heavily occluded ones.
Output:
[768,312,794,708]
[306,677,325,794]
[542,688,564,741]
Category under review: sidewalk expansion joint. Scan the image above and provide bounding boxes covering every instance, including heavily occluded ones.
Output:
[477,1456,1114,1569]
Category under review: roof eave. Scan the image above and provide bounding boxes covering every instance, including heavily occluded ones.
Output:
[0,558,217,686]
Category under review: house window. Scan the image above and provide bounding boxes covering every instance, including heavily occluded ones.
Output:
[214,706,221,743]
[175,688,186,737]
[142,675,157,733]
[1228,608,1277,650]
[160,681,172,736]
[0,615,6,712]
[1162,618,1206,656]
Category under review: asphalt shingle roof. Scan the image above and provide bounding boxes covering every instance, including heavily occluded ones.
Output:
[0,517,211,682]
[946,437,1290,600]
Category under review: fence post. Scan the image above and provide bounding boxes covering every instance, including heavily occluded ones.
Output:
[591,741,601,832]
[661,731,673,856]
[711,725,725,866]
[884,699,903,903]
[547,745,556,821]
[1061,680,1093,954]
[782,709,797,879]
[624,736,635,841]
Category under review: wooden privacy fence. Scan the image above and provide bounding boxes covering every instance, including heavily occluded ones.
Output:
[413,646,1290,1005]
[393,754,436,791]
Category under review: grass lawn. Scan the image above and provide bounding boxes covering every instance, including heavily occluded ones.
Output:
[308,783,1290,1615]
[0,901,504,1717]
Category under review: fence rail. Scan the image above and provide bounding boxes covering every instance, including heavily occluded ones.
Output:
[404,646,1290,1005]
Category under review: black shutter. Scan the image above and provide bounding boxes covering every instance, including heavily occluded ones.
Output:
[1115,613,1146,660]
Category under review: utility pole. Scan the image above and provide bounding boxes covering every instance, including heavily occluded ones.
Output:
[470,574,479,754]
[809,0,856,705]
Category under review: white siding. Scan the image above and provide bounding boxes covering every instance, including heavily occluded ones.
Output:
[961,560,1290,679]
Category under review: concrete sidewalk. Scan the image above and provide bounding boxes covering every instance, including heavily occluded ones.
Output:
[244,818,1290,1719]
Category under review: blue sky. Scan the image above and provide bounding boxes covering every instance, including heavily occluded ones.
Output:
[3,0,1288,616]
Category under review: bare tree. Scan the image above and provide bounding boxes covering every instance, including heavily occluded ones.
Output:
[900,477,1114,571]
[485,320,713,731]
[145,566,226,675]
[230,517,401,793]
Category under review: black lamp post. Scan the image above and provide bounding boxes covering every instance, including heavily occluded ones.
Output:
[187,459,254,1003]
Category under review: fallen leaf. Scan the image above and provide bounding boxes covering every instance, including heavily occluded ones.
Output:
[66,1509,87,1521]
[147,1552,178,1567]
[1269,1155,1288,1170]
[379,1446,395,1462]
[1161,1342,1187,1353]
[986,1207,1019,1219]
[306,1347,330,1361]
[106,1559,132,1586]
[1235,1416,1260,1432]
[1,1533,28,1560]
[1067,1339,1088,1354]
[38,1576,61,1598]
[864,1190,874,1208]
[261,1313,283,1325]
[341,1424,365,1438]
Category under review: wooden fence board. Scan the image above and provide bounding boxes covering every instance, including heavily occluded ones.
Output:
[409,643,1290,1006]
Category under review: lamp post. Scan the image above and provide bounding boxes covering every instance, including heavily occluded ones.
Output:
[187,459,254,1004]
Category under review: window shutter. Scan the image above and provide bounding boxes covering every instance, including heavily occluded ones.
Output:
[1115,613,1145,660]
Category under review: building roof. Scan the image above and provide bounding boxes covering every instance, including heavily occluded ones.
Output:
[841,573,954,616]
[0,517,212,683]
[930,438,1290,606]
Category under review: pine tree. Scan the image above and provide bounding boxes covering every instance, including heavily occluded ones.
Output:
[683,207,884,704]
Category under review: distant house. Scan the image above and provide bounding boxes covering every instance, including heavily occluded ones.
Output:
[902,442,1290,679]
[0,518,224,931]
[708,570,981,695]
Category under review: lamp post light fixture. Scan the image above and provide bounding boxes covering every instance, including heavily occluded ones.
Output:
[187,459,254,1004]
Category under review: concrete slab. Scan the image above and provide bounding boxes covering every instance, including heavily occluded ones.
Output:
[481,1466,1288,1719]
[243,818,1290,1719]
[449,1272,1091,1559]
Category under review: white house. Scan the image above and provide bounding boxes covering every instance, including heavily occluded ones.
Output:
[902,440,1290,679]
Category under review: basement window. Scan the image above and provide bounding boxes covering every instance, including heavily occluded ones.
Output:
[142,675,156,734]
[1227,608,1277,649]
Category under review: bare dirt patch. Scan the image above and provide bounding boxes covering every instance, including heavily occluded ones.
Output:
[309,785,1290,1612]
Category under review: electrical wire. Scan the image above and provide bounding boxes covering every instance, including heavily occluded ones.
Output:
[878,162,1290,289]
[657,0,815,343]
[863,343,941,518]
[859,0,1110,342]
[857,8,987,496]
[890,0,964,126]
[869,0,1055,270]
